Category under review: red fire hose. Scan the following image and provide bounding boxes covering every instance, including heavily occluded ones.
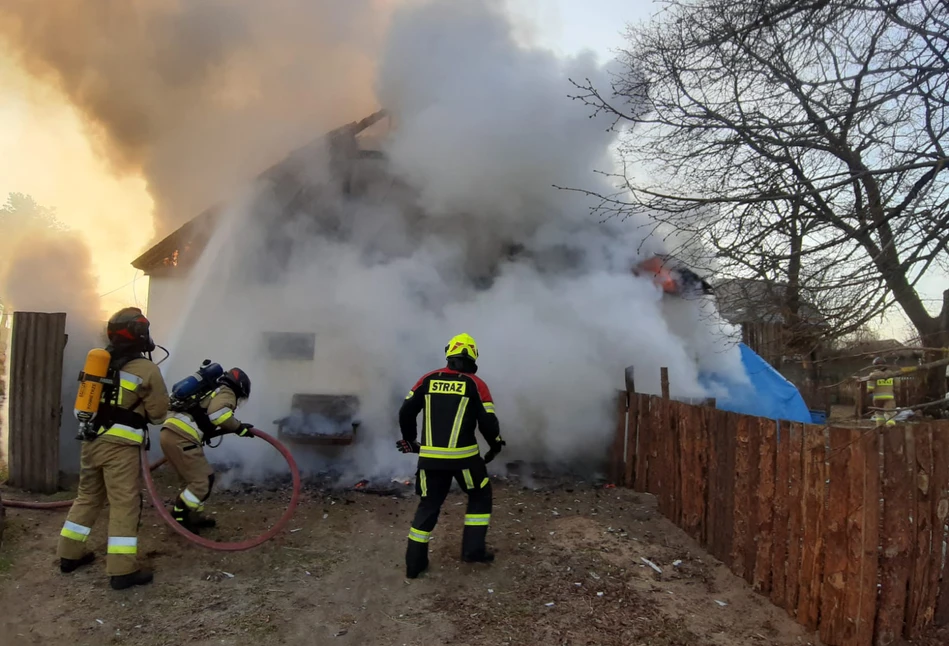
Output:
[3,429,302,552]
[142,428,301,551]
[3,458,168,510]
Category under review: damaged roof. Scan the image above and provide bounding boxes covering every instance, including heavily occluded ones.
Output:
[131,110,390,276]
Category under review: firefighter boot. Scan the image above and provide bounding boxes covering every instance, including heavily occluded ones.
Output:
[110,569,154,590]
[461,525,495,563]
[191,515,217,529]
[405,539,430,579]
[171,497,216,533]
[463,550,495,563]
[60,552,95,573]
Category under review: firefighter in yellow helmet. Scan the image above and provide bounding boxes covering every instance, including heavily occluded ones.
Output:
[867,356,897,427]
[397,333,505,578]
[160,368,254,533]
[57,307,169,590]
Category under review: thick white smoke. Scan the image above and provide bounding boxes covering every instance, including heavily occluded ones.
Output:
[153,0,745,482]
[1,231,104,471]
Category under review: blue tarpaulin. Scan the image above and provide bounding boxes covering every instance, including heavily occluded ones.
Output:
[699,343,812,424]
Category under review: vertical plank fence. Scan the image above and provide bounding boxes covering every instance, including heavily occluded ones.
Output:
[8,312,66,493]
[612,367,949,646]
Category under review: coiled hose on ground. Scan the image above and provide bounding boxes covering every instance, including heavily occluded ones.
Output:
[2,428,301,551]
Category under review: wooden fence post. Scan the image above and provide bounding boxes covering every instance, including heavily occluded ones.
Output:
[611,390,627,485]
[797,425,827,632]
[8,311,66,493]
[907,424,935,637]
[624,367,637,487]
[660,367,670,400]
[933,424,949,627]
[876,427,915,645]
[819,426,852,644]
[856,380,866,421]
[771,421,791,610]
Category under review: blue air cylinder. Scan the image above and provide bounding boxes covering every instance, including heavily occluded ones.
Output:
[171,360,224,400]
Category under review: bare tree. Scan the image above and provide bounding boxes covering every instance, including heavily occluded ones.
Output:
[570,0,949,347]
[0,192,68,304]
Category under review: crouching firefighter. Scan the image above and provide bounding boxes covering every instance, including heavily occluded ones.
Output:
[58,307,169,590]
[397,333,506,579]
[160,366,254,532]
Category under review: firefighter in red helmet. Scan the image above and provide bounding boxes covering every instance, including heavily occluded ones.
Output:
[160,368,254,532]
[57,307,169,590]
[397,333,505,579]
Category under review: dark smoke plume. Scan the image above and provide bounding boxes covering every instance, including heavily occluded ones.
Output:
[0,0,392,234]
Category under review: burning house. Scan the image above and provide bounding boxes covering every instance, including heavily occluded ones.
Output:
[129,100,771,484]
[131,109,733,462]
[132,111,394,449]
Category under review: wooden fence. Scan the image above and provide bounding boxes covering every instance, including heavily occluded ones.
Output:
[7,312,66,493]
[610,385,949,646]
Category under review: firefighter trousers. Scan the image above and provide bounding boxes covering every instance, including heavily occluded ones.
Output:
[406,460,492,576]
[159,429,215,523]
[57,440,143,576]
[873,398,897,427]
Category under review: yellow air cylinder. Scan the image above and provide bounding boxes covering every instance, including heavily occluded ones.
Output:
[74,348,111,423]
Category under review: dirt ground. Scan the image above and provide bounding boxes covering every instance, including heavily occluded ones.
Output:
[0,470,886,646]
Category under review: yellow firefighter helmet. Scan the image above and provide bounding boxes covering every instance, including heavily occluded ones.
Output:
[445,333,479,362]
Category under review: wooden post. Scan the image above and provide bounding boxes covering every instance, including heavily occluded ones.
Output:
[819,426,852,644]
[634,394,650,493]
[624,367,637,487]
[610,390,627,485]
[785,424,805,617]
[843,427,881,646]
[906,424,934,637]
[856,379,866,421]
[660,367,670,399]
[753,418,776,594]
[732,416,754,581]
[933,424,949,627]
[8,311,66,493]
[797,426,827,632]
[876,427,915,645]
[771,421,791,610]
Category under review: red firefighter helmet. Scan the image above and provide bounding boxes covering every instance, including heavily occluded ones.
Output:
[219,367,251,399]
[106,307,155,352]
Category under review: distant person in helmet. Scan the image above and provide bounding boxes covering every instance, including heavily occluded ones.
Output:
[867,356,897,427]
[160,367,254,533]
[57,307,169,590]
[397,333,506,579]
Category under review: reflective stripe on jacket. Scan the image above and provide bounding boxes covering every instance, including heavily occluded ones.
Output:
[399,367,503,470]
[162,386,242,443]
[867,371,895,401]
[97,359,169,446]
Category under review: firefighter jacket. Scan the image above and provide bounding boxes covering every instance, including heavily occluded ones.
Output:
[867,370,895,402]
[163,385,243,444]
[97,357,169,446]
[399,367,503,470]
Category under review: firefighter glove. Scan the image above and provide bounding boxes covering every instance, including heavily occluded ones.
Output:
[484,439,505,464]
[236,423,255,438]
[396,439,420,454]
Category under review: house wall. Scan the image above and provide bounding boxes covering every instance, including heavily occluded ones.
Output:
[145,275,189,343]
[145,275,376,434]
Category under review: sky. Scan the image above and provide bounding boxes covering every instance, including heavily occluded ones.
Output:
[0,0,943,339]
